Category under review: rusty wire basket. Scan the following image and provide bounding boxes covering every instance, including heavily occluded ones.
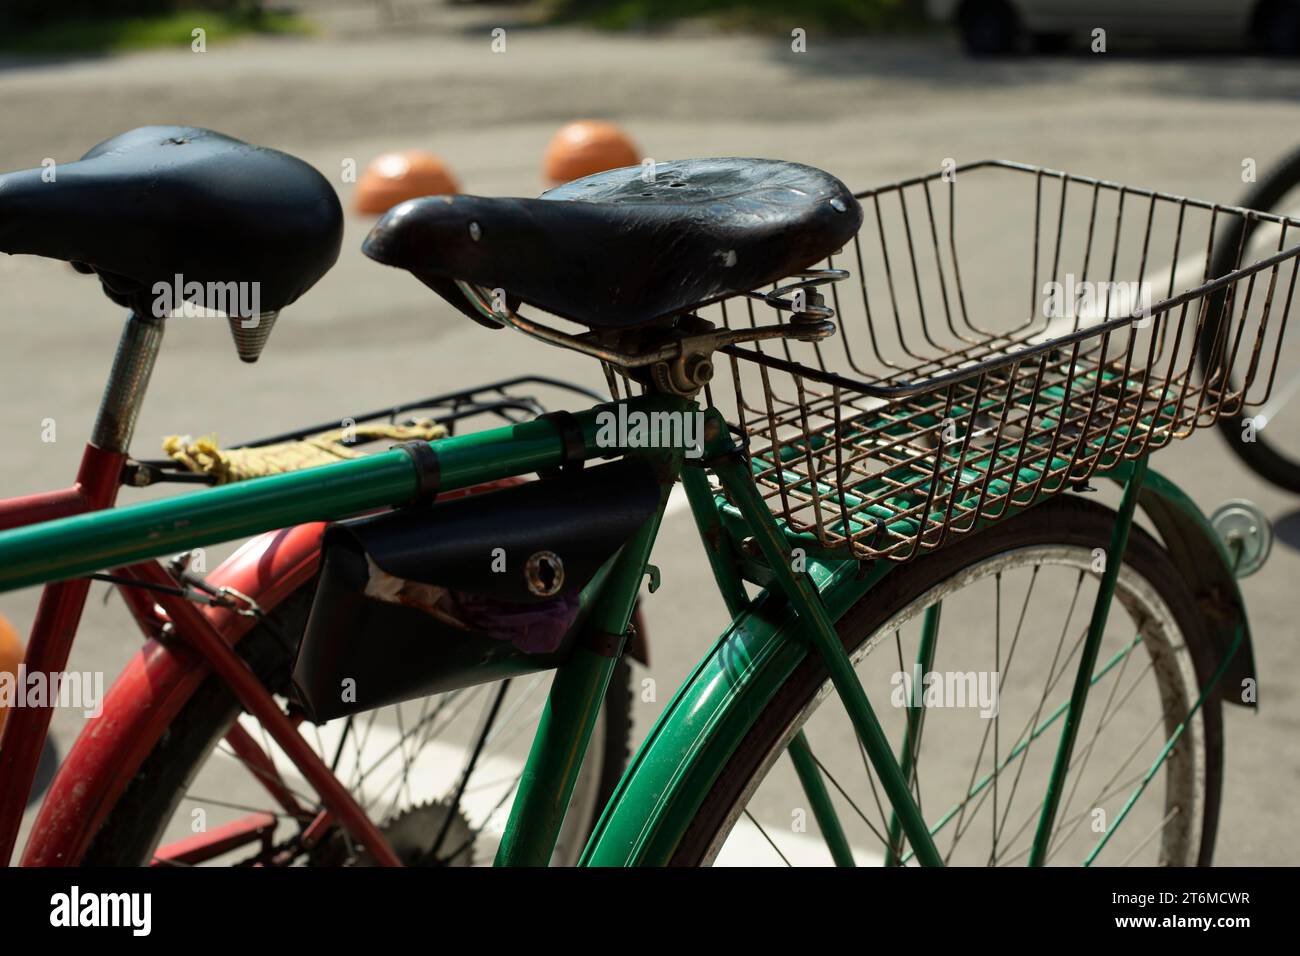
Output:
[682,160,1300,562]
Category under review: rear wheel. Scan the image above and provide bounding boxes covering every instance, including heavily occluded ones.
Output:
[81,583,634,866]
[670,498,1223,866]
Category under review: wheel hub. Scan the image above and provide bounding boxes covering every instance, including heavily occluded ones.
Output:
[1210,499,1273,578]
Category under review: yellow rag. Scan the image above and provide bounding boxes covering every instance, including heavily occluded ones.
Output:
[162,420,448,484]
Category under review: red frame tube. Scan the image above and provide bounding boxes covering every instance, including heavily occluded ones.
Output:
[224,721,308,819]
[153,813,278,866]
[0,444,124,865]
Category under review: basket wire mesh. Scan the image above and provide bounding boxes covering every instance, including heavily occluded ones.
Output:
[669,161,1300,562]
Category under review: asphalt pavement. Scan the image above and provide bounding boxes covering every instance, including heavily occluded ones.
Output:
[1,4,1298,863]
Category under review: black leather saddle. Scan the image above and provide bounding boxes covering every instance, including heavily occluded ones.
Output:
[0,126,342,319]
[362,158,863,329]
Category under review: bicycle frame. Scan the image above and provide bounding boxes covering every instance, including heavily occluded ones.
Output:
[0,357,937,864]
[0,319,1258,867]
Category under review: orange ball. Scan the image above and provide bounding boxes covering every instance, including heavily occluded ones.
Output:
[0,612,23,736]
[543,121,640,186]
[355,150,460,215]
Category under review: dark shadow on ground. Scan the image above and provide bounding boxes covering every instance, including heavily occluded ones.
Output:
[0,51,111,74]
[1273,507,1300,551]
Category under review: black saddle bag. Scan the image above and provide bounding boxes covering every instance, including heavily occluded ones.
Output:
[292,458,660,722]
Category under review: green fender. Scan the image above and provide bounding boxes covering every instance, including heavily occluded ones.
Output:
[1109,463,1257,710]
[581,469,1255,866]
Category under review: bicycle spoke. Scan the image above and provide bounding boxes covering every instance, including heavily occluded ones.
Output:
[365,680,536,819]
[949,576,1087,862]
[407,686,468,755]
[214,739,317,810]
[383,704,417,821]
[1048,650,1154,855]
[348,708,381,793]
[812,748,892,852]
[1044,708,1168,864]
[1113,806,1180,867]
[925,624,1141,864]
[996,768,1147,866]
[885,609,941,865]
[787,731,856,866]
[477,675,548,756]
[997,668,1160,863]
[1030,461,1149,866]
[180,794,297,819]
[990,572,1001,866]
[991,570,1082,848]
[429,681,511,861]
[354,686,485,798]
[851,733,898,858]
[743,809,793,867]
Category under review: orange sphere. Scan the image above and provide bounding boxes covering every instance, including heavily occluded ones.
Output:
[355,150,460,215]
[0,612,23,736]
[543,121,640,186]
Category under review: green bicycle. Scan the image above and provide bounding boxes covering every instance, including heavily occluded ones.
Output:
[0,131,1280,867]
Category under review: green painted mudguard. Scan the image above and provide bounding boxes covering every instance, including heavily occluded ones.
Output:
[1111,463,1257,709]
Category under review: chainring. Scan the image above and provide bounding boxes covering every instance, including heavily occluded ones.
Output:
[367,799,476,867]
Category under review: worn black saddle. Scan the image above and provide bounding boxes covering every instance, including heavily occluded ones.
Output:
[362,158,863,329]
[0,126,342,320]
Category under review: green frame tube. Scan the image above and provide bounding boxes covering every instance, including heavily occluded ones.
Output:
[787,730,856,867]
[0,395,706,594]
[680,464,749,616]
[495,437,685,866]
[884,601,941,866]
[683,462,856,867]
[710,452,945,867]
[0,447,425,593]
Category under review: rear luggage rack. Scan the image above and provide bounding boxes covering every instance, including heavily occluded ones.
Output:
[127,376,605,487]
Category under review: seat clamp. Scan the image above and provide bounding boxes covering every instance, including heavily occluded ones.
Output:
[538,410,586,474]
[396,440,441,506]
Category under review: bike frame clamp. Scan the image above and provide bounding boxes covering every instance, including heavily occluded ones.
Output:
[538,410,586,475]
[397,440,441,506]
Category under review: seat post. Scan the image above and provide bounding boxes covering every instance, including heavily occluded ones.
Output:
[90,311,164,455]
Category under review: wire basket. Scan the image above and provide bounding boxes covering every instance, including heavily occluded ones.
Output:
[686,160,1300,562]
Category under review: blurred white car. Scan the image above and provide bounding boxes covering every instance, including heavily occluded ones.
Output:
[926,0,1300,55]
